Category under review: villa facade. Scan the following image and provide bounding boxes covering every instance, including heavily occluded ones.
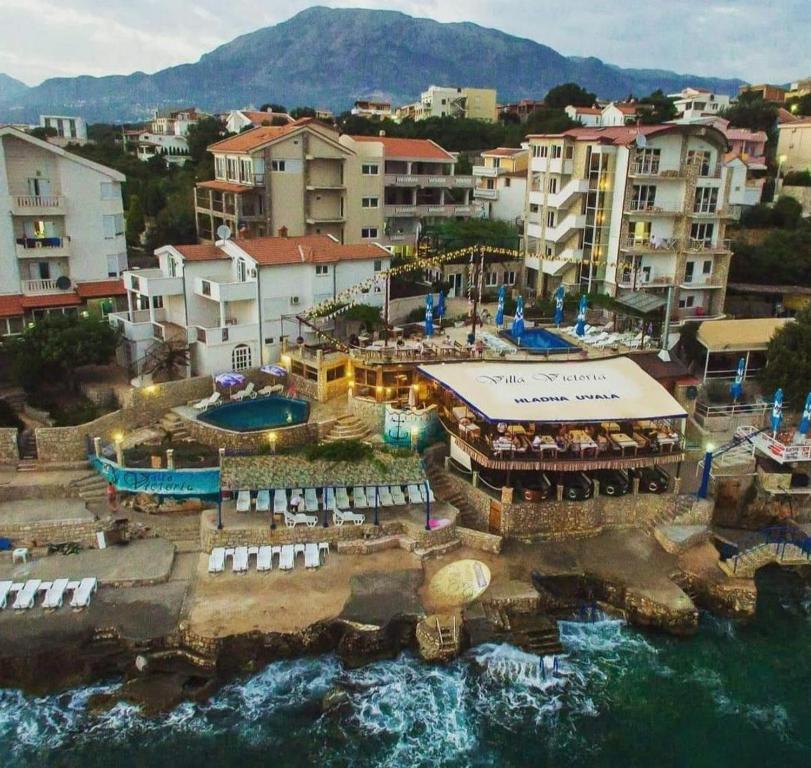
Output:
[472,146,528,223]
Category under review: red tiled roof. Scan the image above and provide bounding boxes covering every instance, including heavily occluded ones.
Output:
[350,135,455,161]
[208,118,315,153]
[0,295,23,318]
[197,179,254,193]
[175,244,229,262]
[241,110,293,126]
[482,147,525,157]
[725,127,767,142]
[572,107,602,115]
[75,279,126,298]
[777,108,801,124]
[233,234,388,266]
[612,103,639,114]
[527,123,725,147]
[20,293,82,310]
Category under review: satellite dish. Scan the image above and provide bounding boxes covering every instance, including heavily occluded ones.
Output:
[55,275,71,291]
[216,224,232,241]
[635,133,647,148]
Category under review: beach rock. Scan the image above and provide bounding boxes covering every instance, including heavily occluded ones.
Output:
[322,687,350,713]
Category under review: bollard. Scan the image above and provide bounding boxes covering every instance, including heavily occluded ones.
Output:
[93,437,102,457]
[166,448,174,470]
[472,470,479,488]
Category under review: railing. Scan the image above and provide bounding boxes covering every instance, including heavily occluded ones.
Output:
[727,524,811,574]
[685,238,732,253]
[384,174,474,188]
[15,236,68,249]
[14,195,63,209]
[471,165,499,178]
[473,187,498,199]
[625,203,681,215]
[21,278,64,294]
[196,323,259,346]
[620,236,681,252]
[617,274,675,289]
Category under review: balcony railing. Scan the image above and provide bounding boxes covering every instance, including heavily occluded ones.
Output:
[196,323,259,346]
[384,174,474,188]
[471,165,500,178]
[625,203,681,216]
[473,187,498,200]
[620,236,681,252]
[685,238,732,253]
[21,278,66,295]
[617,274,675,289]
[13,195,64,210]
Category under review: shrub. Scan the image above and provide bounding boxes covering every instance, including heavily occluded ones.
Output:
[305,439,373,463]
[701,379,729,405]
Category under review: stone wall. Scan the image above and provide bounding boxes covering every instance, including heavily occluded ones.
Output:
[183,417,321,453]
[456,526,503,554]
[0,429,19,464]
[0,518,101,548]
[348,395,386,434]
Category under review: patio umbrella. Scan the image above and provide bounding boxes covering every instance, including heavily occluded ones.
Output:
[424,293,434,338]
[511,295,525,339]
[495,284,506,327]
[554,285,565,327]
[730,357,745,402]
[771,388,784,436]
[575,295,588,338]
[260,364,287,377]
[436,290,446,322]
[215,371,247,396]
[799,392,811,437]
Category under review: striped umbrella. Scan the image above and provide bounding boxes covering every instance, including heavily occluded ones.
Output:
[495,284,506,327]
[771,388,784,436]
[511,295,525,339]
[424,293,434,338]
[799,392,811,437]
[554,285,565,327]
[575,295,588,338]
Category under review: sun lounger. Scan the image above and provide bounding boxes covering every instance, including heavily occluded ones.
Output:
[208,547,226,573]
[304,488,319,512]
[271,545,282,566]
[257,545,273,572]
[236,490,251,513]
[231,382,255,401]
[336,487,351,510]
[365,486,380,507]
[13,579,42,610]
[279,545,295,571]
[233,546,248,573]
[421,483,436,503]
[248,545,259,564]
[42,578,70,609]
[407,484,423,504]
[258,383,284,396]
[377,486,394,506]
[334,509,366,526]
[0,580,13,609]
[318,542,329,562]
[70,578,97,610]
[324,487,337,510]
[353,486,368,509]
[193,393,216,410]
[294,543,306,562]
[284,510,318,527]
[274,489,288,515]
[255,489,271,513]
[390,485,406,505]
[304,543,320,569]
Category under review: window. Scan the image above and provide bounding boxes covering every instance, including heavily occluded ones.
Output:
[326,365,346,382]
[361,196,379,208]
[231,344,251,371]
[634,148,661,174]
[505,178,511,188]
[532,144,548,158]
[373,259,382,272]
[215,157,225,179]
[548,178,558,194]
[236,259,247,282]
[630,184,657,211]
[529,203,540,214]
[265,337,275,345]
[315,265,329,275]
[361,227,378,239]
[505,270,516,285]
[551,145,562,159]
[226,158,238,180]
[545,246,553,257]
[103,214,124,239]
[547,211,556,228]
[565,145,573,159]
[485,271,498,287]
[240,159,252,183]
[687,150,712,176]
[693,186,719,213]
[361,164,379,175]
[270,160,286,172]
[106,253,126,277]
[690,222,715,245]
[1,317,24,336]
[100,182,118,200]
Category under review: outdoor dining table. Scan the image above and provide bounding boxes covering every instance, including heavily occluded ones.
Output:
[531,435,559,456]
[610,433,639,456]
[569,430,598,457]
[600,422,621,433]
[459,421,481,439]
[656,432,680,452]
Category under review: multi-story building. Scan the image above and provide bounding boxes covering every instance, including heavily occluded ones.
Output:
[151,107,201,137]
[472,147,529,223]
[787,77,811,101]
[777,118,811,173]
[351,100,393,120]
[194,119,474,253]
[565,106,602,127]
[739,83,787,103]
[129,132,190,166]
[38,115,88,146]
[0,126,128,333]
[669,88,732,122]
[399,86,498,122]
[111,233,390,375]
[524,123,735,321]
[497,99,545,123]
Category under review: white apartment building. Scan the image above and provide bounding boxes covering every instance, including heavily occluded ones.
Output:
[566,103,643,128]
[351,100,393,120]
[669,88,732,122]
[0,126,128,334]
[398,86,498,122]
[565,106,602,127]
[132,132,190,166]
[472,147,528,223]
[111,234,390,375]
[38,115,88,146]
[151,108,201,137]
[524,123,734,321]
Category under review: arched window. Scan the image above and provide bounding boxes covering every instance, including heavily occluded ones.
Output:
[232,344,251,371]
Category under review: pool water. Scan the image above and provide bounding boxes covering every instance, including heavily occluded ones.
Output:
[198,395,310,432]
[502,327,577,353]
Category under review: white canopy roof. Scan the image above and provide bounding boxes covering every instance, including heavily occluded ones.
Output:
[418,356,687,424]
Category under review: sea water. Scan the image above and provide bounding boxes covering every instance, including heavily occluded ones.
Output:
[2,569,811,767]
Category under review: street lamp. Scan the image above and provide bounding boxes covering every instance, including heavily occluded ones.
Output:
[697,442,715,500]
[776,154,788,194]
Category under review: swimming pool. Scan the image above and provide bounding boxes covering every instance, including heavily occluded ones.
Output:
[501,327,577,354]
[198,395,310,432]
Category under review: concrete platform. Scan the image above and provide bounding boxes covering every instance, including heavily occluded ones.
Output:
[0,538,176,586]
[0,498,92,525]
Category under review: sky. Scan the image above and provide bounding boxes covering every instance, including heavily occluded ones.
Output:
[0,0,807,86]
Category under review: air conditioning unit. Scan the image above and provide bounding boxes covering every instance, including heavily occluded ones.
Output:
[290,296,300,305]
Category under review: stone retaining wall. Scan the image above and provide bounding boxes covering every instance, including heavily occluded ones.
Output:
[456,526,503,554]
[348,396,385,434]
[0,429,19,464]
[183,415,320,453]
[0,518,100,548]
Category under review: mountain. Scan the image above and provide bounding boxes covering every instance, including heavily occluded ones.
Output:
[0,7,746,123]
[0,73,29,105]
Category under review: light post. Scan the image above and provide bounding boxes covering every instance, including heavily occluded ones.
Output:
[697,443,715,500]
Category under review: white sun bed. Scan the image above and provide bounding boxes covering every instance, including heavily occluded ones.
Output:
[377,486,394,506]
[70,577,97,610]
[352,486,368,509]
[284,510,318,528]
[304,488,319,512]
[318,542,329,562]
[193,393,215,410]
[236,490,251,513]
[258,383,284,396]
[0,580,13,609]
[232,382,255,401]
[334,509,365,526]
[365,486,380,507]
[407,484,423,504]
[208,547,226,573]
[279,545,295,571]
[336,487,351,510]
[257,545,273,572]
[255,489,271,513]
[390,485,406,505]
[13,579,42,610]
[304,543,320,569]
[274,489,288,515]
[42,578,70,609]
[232,546,249,573]
[323,487,337,510]
[421,483,436,503]
[271,545,282,566]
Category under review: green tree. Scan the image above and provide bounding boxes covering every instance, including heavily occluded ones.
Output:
[771,195,804,228]
[186,116,226,164]
[143,340,191,382]
[126,194,145,246]
[259,103,287,114]
[638,89,678,124]
[763,304,811,407]
[290,106,317,119]
[720,99,779,133]
[785,94,811,118]
[29,126,58,141]
[544,83,596,109]
[427,218,521,251]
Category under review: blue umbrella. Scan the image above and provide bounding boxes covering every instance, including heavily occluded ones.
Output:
[424,293,434,338]
[495,285,506,327]
[771,388,784,435]
[260,364,287,377]
[511,295,525,339]
[215,372,246,388]
[436,290,446,321]
[799,392,811,437]
[730,357,745,402]
[554,285,565,327]
[575,295,588,338]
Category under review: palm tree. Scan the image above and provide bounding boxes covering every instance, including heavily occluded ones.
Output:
[142,340,191,381]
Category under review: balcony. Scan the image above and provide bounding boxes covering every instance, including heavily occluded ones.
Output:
[471,165,500,178]
[685,239,732,254]
[629,161,683,179]
[620,236,681,253]
[545,213,586,242]
[689,207,731,219]
[15,237,71,259]
[195,277,255,303]
[530,157,573,175]
[11,195,65,216]
[108,309,159,342]
[679,275,725,289]
[305,182,345,191]
[624,203,682,217]
[21,278,71,295]
[473,187,498,200]
[384,174,474,188]
[616,273,675,289]
[195,322,260,346]
[124,269,183,297]
[305,214,345,224]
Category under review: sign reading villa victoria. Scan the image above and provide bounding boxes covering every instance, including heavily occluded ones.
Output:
[90,456,221,496]
[418,358,687,423]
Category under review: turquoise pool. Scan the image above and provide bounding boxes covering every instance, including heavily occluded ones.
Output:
[501,327,577,354]
[198,395,310,432]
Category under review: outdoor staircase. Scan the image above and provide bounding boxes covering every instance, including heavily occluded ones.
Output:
[642,493,694,536]
[160,412,191,441]
[18,430,37,462]
[425,461,480,528]
[69,472,109,504]
[719,541,811,578]
[505,613,564,655]
[323,415,370,443]
[435,614,460,653]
